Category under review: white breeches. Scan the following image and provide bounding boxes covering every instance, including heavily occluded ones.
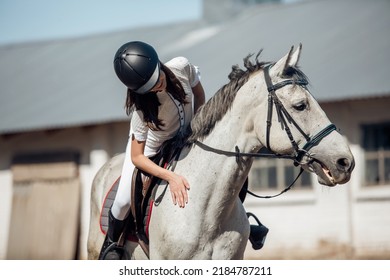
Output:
[111,135,158,220]
[110,139,135,220]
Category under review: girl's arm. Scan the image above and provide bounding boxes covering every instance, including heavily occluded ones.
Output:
[130,135,190,208]
[192,82,206,113]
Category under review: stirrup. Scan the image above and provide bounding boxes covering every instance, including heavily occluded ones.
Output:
[247,212,269,250]
[100,242,124,260]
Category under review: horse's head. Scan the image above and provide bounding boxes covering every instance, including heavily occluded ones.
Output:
[254,44,354,186]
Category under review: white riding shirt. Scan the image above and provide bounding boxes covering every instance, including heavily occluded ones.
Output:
[130,56,201,156]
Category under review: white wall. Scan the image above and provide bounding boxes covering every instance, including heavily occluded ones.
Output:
[0,170,12,259]
[0,122,129,260]
[243,176,355,259]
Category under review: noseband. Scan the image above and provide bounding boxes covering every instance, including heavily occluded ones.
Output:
[192,64,336,198]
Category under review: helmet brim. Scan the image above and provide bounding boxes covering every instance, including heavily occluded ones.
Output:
[134,62,160,94]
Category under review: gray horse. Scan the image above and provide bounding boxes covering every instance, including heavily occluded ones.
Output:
[87,45,354,259]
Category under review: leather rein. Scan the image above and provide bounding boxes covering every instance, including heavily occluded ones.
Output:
[192,64,336,198]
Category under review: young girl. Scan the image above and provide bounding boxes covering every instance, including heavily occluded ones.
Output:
[99,41,206,259]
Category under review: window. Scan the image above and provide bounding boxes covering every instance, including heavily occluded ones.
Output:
[249,158,312,192]
[362,122,390,186]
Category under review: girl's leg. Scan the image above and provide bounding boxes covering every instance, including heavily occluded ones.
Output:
[99,139,134,259]
[111,139,135,220]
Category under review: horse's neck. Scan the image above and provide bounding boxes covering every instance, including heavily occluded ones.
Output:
[190,81,266,217]
[201,73,266,161]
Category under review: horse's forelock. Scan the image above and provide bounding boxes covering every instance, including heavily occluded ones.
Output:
[283,66,310,84]
[187,51,268,142]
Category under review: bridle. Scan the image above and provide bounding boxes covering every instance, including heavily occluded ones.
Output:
[263,64,336,165]
[192,64,336,198]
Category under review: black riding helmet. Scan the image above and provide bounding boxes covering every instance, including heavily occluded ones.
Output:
[113,41,160,94]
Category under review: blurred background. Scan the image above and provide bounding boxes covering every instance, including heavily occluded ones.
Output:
[0,0,389,260]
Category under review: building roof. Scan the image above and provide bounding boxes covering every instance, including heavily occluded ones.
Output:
[1,0,389,135]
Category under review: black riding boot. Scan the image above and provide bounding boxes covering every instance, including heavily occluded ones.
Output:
[247,212,269,250]
[98,210,126,260]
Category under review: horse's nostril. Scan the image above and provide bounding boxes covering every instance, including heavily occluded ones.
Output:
[337,158,351,171]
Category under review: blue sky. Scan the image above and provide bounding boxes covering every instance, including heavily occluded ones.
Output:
[0,0,202,45]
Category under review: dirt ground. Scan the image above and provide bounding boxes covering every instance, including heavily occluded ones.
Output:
[245,240,390,260]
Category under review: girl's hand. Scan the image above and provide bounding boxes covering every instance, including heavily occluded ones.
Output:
[130,137,190,208]
[168,172,190,208]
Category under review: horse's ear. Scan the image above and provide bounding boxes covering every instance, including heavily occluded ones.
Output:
[287,43,302,68]
[272,44,302,76]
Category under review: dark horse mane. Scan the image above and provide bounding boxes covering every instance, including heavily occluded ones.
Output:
[187,51,268,143]
[164,50,309,151]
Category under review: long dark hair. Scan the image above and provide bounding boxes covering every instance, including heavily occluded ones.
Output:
[125,63,188,130]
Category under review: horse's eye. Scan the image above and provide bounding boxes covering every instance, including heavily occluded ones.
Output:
[294,103,307,111]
